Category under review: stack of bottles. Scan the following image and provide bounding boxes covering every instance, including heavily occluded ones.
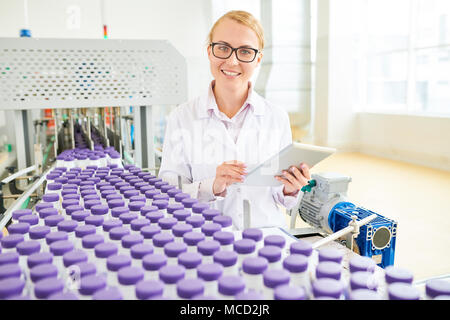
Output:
[1,164,449,300]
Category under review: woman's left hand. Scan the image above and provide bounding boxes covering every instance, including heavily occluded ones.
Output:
[275,162,311,196]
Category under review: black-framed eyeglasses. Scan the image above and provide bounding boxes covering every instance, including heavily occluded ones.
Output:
[210,42,260,63]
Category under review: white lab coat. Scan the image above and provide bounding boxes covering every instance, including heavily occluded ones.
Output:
[158,82,302,230]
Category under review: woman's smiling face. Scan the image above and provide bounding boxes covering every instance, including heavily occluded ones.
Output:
[207,17,263,90]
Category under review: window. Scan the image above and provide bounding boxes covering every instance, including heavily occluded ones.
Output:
[354,0,450,116]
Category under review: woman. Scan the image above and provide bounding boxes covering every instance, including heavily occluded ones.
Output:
[159,10,311,230]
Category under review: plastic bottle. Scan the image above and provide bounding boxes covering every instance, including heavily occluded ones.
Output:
[130,243,154,268]
[212,215,233,232]
[183,231,205,253]
[152,232,174,255]
[166,188,182,204]
[191,202,209,216]
[34,277,65,299]
[388,282,420,300]
[242,228,264,252]
[49,240,74,275]
[312,278,345,299]
[94,242,119,275]
[29,226,51,252]
[177,252,203,279]
[78,274,107,300]
[201,223,222,241]
[202,209,221,226]
[197,240,221,264]
[135,279,164,300]
[158,264,186,299]
[42,193,61,214]
[111,206,129,220]
[424,279,450,300]
[71,210,90,226]
[217,275,246,299]
[152,200,169,217]
[109,226,131,249]
[117,266,145,300]
[172,223,193,243]
[92,286,123,300]
[213,231,234,251]
[45,183,63,206]
[105,254,132,288]
[11,209,33,224]
[0,278,26,299]
[177,278,205,300]
[185,215,205,233]
[140,225,161,246]
[173,209,191,223]
[350,288,381,300]
[0,264,23,284]
[258,246,283,270]
[16,240,41,278]
[164,242,188,265]
[349,255,376,274]
[158,217,178,234]
[274,284,307,300]
[8,222,31,242]
[349,271,378,293]
[264,235,286,249]
[57,220,78,245]
[1,234,25,254]
[180,198,197,211]
[84,215,105,237]
[121,234,144,256]
[130,218,151,237]
[213,250,239,276]
[82,234,105,262]
[315,261,342,281]
[379,266,414,299]
[145,210,165,226]
[142,253,167,281]
[242,257,268,294]
[233,238,256,270]
[318,248,343,264]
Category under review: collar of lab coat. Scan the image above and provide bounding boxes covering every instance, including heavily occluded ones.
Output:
[195,80,265,120]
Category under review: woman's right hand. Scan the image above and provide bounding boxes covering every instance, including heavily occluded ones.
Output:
[213,160,247,196]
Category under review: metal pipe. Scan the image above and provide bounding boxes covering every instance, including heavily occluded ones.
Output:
[1,165,37,184]
[312,214,377,249]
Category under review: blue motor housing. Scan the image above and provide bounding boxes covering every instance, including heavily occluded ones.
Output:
[329,202,397,268]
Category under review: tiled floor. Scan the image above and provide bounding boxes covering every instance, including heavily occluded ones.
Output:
[285,151,450,282]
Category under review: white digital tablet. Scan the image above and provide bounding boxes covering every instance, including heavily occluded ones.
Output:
[242,142,336,187]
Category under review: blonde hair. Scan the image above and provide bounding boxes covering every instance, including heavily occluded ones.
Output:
[207,10,265,50]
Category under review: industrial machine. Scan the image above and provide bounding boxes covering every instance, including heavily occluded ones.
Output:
[296,172,397,268]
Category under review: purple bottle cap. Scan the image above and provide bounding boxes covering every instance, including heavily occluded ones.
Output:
[201,223,221,237]
[47,182,62,191]
[27,252,53,269]
[131,218,150,231]
[12,209,32,221]
[349,256,376,273]
[242,228,263,242]
[316,262,342,281]
[43,193,59,203]
[147,177,161,185]
[134,182,148,190]
[388,283,420,300]
[106,254,132,272]
[54,177,68,184]
[35,202,53,213]
[38,207,58,219]
[74,262,97,278]
[274,285,307,300]
[140,225,161,240]
[85,215,104,227]
[130,243,154,260]
[264,235,286,249]
[258,245,282,263]
[177,278,204,299]
[145,211,164,224]
[318,248,343,264]
[62,199,79,209]
[218,275,245,296]
[178,252,202,269]
[153,194,170,202]
[8,222,30,235]
[159,264,185,284]
[30,264,59,283]
[111,206,129,218]
[202,209,221,222]
[197,240,220,256]
[164,242,188,258]
[66,205,84,216]
[136,280,164,300]
[140,205,158,216]
[84,200,102,210]
[118,266,145,285]
[213,250,238,267]
[0,264,22,281]
[290,240,313,257]
[71,210,90,222]
[82,234,105,249]
[152,232,174,248]
[49,240,74,256]
[108,199,125,209]
[63,249,88,267]
[91,204,109,215]
[75,225,96,238]
[57,219,78,232]
[242,257,268,275]
[139,185,156,195]
[167,188,182,198]
[174,193,190,203]
[144,189,160,200]
[181,198,198,209]
[154,181,169,189]
[109,226,130,241]
[142,253,167,271]
[67,178,81,186]
[350,289,381,300]
[124,189,139,199]
[158,217,178,230]
[122,234,144,249]
[213,215,232,228]
[17,214,38,227]
[235,291,265,300]
[61,189,78,198]
[95,242,118,259]
[80,189,97,198]
[93,287,123,300]
[211,231,233,246]
[119,212,139,225]
[48,291,79,300]
[183,231,205,246]
[160,184,176,193]
[185,215,205,228]
[101,190,117,199]
[233,239,256,254]
[384,266,413,284]
[312,278,344,299]
[426,279,450,298]
[102,219,123,232]
[173,209,191,221]
[152,200,169,210]
[0,252,20,266]
[191,202,209,214]
[263,269,290,289]
[283,254,308,273]
[79,275,107,295]
[166,204,184,215]
[172,223,193,238]
[350,271,378,291]
[1,234,24,249]
[16,240,41,256]
[128,201,146,212]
